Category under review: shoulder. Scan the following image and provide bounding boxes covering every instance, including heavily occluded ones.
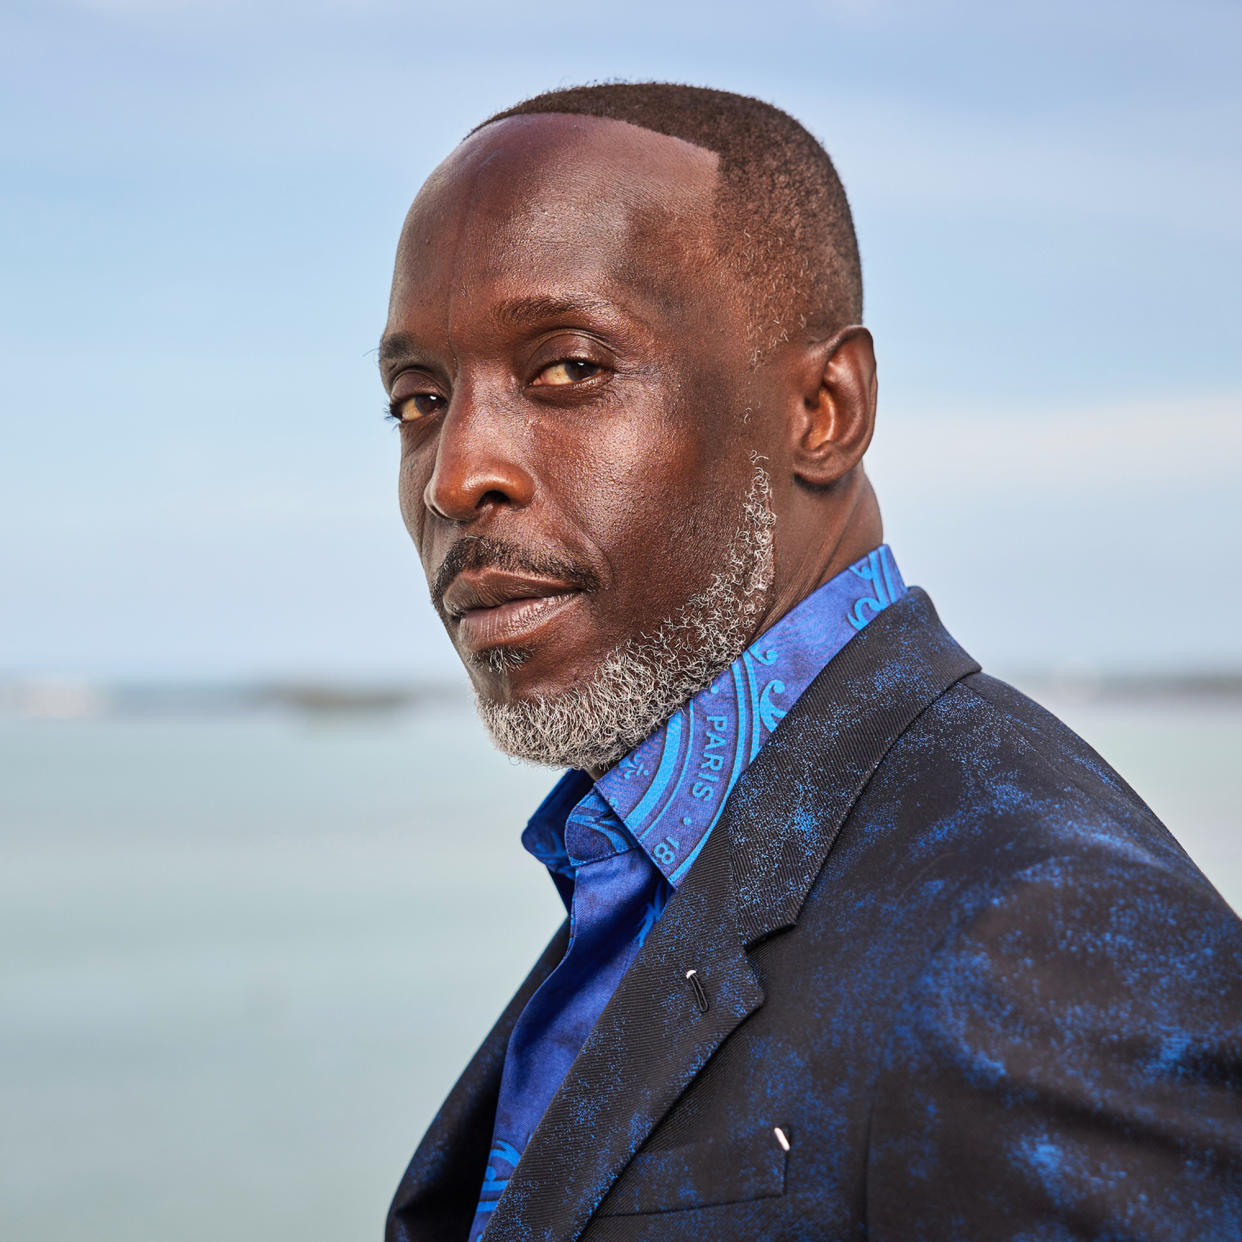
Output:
[856,668,1216,901]
[811,662,1242,1055]
[854,676,1242,1228]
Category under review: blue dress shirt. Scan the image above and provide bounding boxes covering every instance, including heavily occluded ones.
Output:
[469,544,907,1238]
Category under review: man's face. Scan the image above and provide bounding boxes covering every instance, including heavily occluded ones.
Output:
[382,114,773,763]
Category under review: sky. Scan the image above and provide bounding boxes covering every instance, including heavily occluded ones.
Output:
[2,0,1239,684]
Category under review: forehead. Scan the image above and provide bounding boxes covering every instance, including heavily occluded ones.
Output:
[387,114,723,336]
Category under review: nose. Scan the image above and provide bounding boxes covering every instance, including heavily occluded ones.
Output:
[423,389,536,523]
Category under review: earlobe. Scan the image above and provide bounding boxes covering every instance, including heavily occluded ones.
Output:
[792,326,877,488]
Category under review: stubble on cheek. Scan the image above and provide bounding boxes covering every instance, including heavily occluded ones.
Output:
[473,460,776,771]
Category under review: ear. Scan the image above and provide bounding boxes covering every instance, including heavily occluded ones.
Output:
[789,326,877,487]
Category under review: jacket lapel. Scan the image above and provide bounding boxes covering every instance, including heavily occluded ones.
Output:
[726,587,981,946]
[387,923,569,1242]
[482,589,980,1242]
[482,814,763,1242]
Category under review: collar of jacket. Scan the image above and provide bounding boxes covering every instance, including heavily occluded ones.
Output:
[389,587,980,1242]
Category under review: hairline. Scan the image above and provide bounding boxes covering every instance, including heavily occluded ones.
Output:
[470,108,721,164]
[467,110,776,353]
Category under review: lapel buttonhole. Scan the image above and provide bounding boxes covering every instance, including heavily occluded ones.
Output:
[684,968,709,1013]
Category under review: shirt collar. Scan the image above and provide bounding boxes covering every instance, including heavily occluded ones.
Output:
[524,544,906,888]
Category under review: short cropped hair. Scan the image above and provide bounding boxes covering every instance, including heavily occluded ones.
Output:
[476,82,863,351]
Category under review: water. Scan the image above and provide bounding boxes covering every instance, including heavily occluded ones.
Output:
[3,694,1240,1241]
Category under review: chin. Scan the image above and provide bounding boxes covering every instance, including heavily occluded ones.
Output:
[464,641,596,706]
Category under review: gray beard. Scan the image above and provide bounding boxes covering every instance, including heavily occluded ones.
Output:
[474,461,776,772]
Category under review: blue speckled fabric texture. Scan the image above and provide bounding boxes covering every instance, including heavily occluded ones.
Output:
[468,546,907,1238]
[387,588,1242,1242]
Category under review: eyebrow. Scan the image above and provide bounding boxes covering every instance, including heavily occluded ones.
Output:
[378,292,634,376]
[490,293,618,331]
[377,331,423,374]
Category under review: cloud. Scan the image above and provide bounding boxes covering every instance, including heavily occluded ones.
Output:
[869,389,1242,497]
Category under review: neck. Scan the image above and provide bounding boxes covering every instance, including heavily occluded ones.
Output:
[754,466,883,643]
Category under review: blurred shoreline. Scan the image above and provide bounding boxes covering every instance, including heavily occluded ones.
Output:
[3,669,1241,721]
[0,677,468,720]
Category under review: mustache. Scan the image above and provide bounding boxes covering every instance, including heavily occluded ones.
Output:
[430,536,601,614]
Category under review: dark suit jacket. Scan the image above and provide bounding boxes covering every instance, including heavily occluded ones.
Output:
[388,589,1242,1240]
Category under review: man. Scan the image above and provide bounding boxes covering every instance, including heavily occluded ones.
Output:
[381,84,1242,1241]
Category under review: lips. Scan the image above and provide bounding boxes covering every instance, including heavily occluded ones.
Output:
[441,568,585,654]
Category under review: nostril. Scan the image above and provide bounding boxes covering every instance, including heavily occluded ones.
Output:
[423,425,535,520]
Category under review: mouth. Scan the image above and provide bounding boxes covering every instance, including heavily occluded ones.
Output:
[442,568,587,657]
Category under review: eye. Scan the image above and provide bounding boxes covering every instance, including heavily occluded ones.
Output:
[533,358,602,387]
[389,391,446,422]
